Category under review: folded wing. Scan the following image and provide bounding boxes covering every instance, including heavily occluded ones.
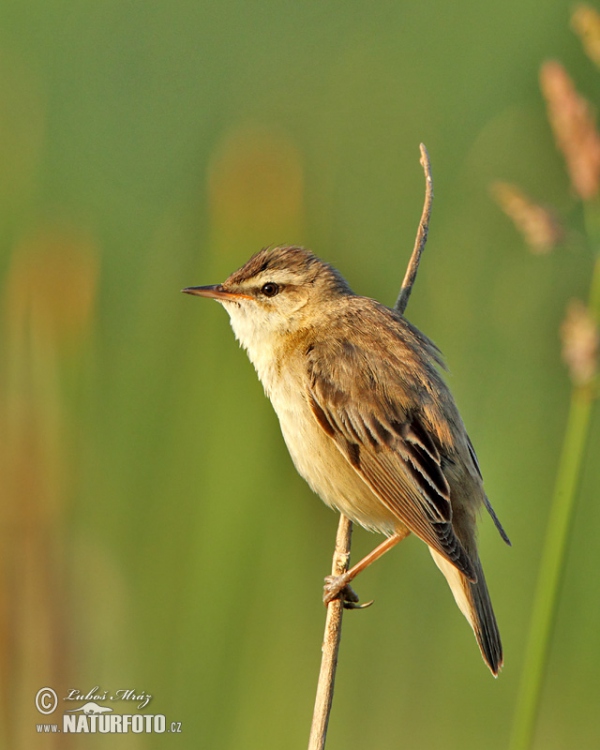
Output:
[307,350,477,582]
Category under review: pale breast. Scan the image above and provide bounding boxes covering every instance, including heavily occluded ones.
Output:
[230,313,404,535]
[264,362,402,536]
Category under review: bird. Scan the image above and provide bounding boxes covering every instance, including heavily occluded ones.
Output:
[183,245,510,675]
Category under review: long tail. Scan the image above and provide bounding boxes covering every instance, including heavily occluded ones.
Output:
[430,549,503,676]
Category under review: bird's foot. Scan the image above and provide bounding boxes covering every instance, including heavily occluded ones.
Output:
[323,574,373,610]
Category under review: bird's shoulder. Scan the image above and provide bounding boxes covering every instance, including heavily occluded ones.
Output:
[302,296,446,406]
[298,295,475,466]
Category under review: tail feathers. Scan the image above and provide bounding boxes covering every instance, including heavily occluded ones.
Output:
[430,549,503,676]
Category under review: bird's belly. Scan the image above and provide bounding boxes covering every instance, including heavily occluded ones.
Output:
[271,385,402,536]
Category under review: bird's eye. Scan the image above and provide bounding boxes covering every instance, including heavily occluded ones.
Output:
[261,282,280,297]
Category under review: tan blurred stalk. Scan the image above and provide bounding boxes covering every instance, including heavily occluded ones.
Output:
[540,60,600,200]
[0,226,97,749]
[572,5,600,69]
[560,299,599,387]
[491,182,563,254]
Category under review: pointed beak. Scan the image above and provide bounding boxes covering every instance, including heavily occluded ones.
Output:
[181,284,252,301]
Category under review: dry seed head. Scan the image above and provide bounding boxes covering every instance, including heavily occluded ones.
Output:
[572,5,600,68]
[491,182,563,254]
[540,60,600,200]
[560,299,599,386]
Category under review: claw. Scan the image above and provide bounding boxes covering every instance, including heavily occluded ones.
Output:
[343,598,374,610]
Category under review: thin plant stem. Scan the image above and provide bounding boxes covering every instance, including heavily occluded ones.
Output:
[308,144,434,750]
[395,143,434,315]
[308,515,353,750]
[509,252,600,750]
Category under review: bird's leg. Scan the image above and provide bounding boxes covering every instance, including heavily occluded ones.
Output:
[323,530,410,608]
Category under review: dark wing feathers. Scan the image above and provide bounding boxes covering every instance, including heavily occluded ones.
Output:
[308,373,477,582]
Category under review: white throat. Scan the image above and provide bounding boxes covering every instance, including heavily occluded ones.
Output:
[221,301,281,393]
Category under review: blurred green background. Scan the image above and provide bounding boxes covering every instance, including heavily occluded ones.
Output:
[1,1,599,749]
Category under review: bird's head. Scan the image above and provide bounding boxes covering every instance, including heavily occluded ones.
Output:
[183,245,353,355]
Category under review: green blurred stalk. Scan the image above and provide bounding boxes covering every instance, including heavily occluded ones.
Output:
[509,244,600,750]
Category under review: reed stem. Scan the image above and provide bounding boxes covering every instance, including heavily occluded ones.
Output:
[509,249,600,750]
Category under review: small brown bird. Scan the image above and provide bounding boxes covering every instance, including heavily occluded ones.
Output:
[183,245,510,675]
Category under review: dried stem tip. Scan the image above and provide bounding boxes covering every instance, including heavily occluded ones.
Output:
[572,5,600,69]
[540,60,600,201]
[491,182,563,254]
[395,143,433,315]
[560,299,599,387]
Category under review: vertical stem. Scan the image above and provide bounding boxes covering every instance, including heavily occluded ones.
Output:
[509,254,600,750]
[508,386,594,750]
[308,515,353,750]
